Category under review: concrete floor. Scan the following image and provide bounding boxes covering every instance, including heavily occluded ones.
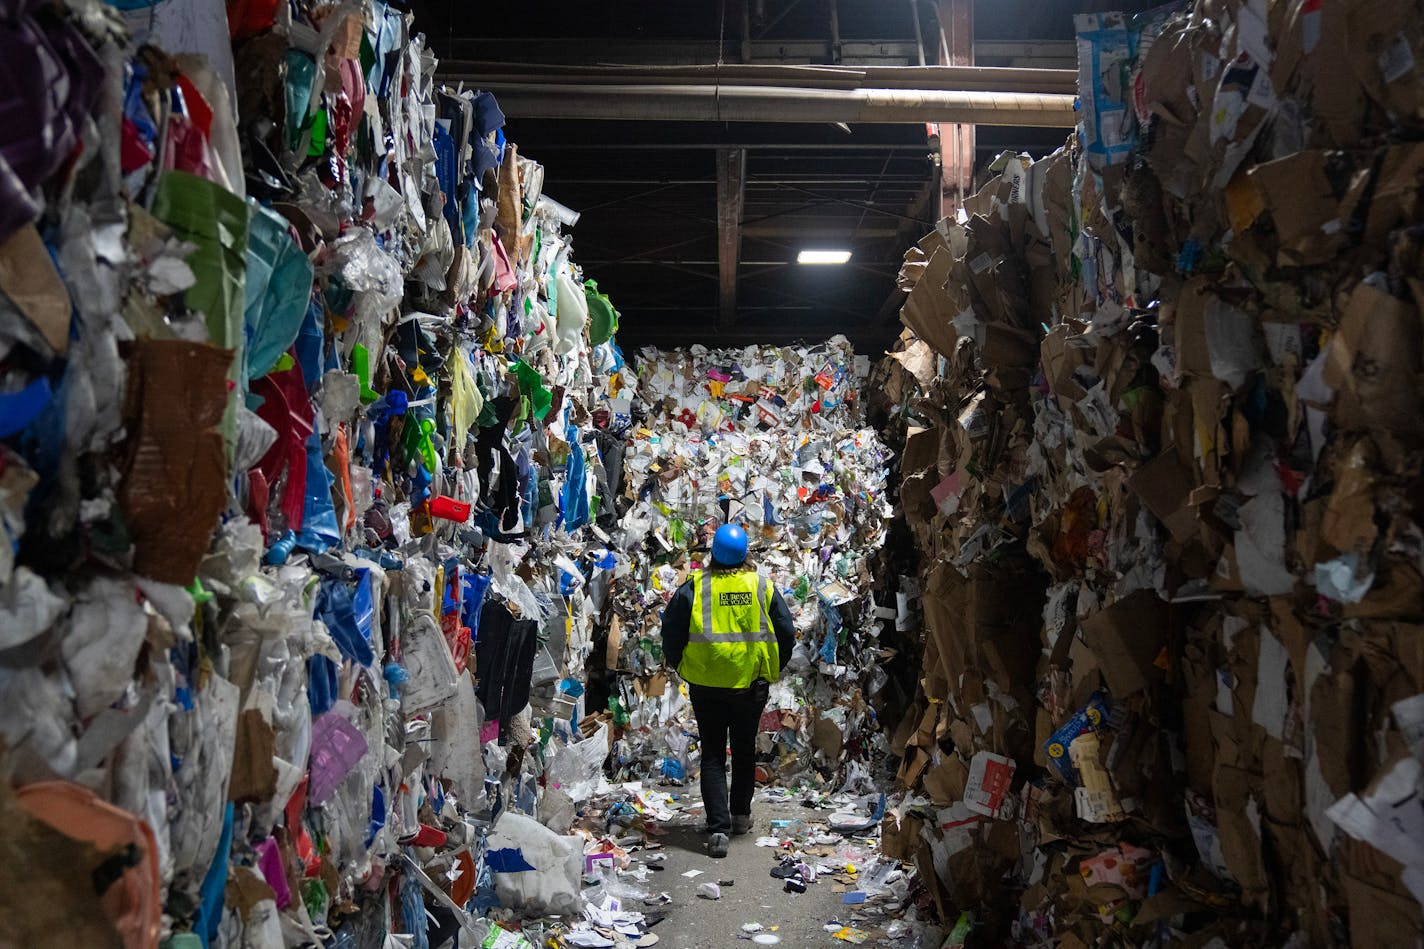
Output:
[638,799,864,948]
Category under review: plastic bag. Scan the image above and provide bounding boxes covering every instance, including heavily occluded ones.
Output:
[485,812,583,916]
[544,723,610,803]
[553,269,587,356]
[428,671,486,802]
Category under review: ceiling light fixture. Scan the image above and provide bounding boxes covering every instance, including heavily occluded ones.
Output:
[797,249,852,265]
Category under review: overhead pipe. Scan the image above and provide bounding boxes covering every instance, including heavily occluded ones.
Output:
[440,61,1077,94]
[443,82,1076,128]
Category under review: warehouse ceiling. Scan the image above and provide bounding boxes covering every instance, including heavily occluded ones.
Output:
[415,0,1136,353]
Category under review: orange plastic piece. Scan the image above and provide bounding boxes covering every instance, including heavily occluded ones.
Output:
[16,781,161,949]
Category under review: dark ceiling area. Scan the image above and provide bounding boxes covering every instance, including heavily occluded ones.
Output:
[411,1,1129,353]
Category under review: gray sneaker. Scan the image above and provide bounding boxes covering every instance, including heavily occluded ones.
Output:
[731,815,751,836]
[708,832,730,857]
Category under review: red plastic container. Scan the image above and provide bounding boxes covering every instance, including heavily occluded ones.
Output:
[429,495,472,521]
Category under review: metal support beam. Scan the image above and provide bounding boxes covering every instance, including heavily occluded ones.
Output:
[716,147,747,329]
[973,40,1076,68]
[909,0,928,66]
[936,0,976,220]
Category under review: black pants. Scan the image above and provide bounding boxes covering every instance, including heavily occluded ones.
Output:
[689,682,768,835]
[474,599,537,743]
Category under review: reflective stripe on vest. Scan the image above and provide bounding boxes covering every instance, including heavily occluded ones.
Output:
[678,569,779,688]
[691,571,772,643]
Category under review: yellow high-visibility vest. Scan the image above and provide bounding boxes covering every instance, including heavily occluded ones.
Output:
[677,568,779,688]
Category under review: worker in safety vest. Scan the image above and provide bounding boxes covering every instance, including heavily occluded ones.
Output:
[662,523,796,857]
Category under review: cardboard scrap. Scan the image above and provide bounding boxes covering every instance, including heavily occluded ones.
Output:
[899,248,958,358]
[228,707,279,804]
[813,714,845,761]
[1079,590,1168,699]
[1324,282,1423,435]
[119,339,232,584]
[0,223,70,355]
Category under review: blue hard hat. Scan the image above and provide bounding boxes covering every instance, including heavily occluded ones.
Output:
[711,523,748,566]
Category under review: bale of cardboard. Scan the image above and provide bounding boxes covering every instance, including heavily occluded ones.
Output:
[872,1,1424,944]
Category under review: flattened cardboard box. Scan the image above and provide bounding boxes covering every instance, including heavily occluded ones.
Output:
[1079,590,1169,699]
[899,247,959,359]
[119,339,232,585]
[1324,282,1423,435]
